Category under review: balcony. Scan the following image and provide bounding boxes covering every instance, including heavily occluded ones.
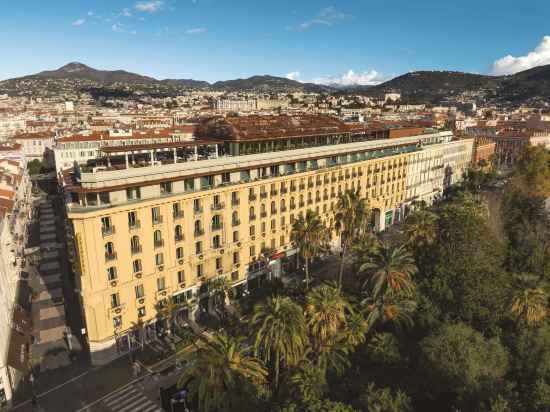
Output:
[316,180,322,186]
[193,207,203,215]
[270,190,278,196]
[102,226,115,237]
[194,228,205,237]
[331,177,337,183]
[175,234,184,242]
[173,210,184,220]
[249,214,256,221]
[307,199,313,205]
[271,208,277,215]
[154,239,165,248]
[152,216,163,225]
[249,194,257,201]
[211,202,225,211]
[131,245,142,255]
[260,211,267,218]
[290,186,297,192]
[232,219,241,227]
[105,252,117,262]
[129,220,141,231]
[280,187,288,194]
[308,182,314,189]
[299,202,305,208]
[316,197,322,203]
[212,223,223,231]
[231,199,240,207]
[290,204,296,210]
[260,192,268,199]
[299,184,305,190]
[280,206,287,212]
[352,172,357,178]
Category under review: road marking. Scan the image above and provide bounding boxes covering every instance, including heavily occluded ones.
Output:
[75,375,147,412]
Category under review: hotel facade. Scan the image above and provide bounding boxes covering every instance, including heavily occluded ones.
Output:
[63,115,473,364]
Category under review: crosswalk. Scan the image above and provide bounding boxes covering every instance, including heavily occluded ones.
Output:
[101,384,163,412]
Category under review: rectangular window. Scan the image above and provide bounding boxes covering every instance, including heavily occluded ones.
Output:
[197,264,203,278]
[233,231,239,242]
[107,267,117,281]
[137,307,146,318]
[216,257,222,270]
[157,277,166,291]
[280,235,285,246]
[127,187,141,200]
[128,211,138,228]
[193,199,201,212]
[155,253,164,266]
[195,241,202,254]
[177,270,185,284]
[135,284,144,299]
[133,259,142,273]
[249,246,255,258]
[160,181,172,194]
[110,293,120,308]
[176,247,184,260]
[233,252,240,264]
[249,225,255,236]
[152,207,162,224]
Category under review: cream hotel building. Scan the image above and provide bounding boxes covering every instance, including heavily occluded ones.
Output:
[62,114,473,364]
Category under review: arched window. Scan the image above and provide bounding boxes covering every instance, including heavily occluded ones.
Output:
[232,211,238,223]
[153,230,162,242]
[290,197,295,207]
[271,201,276,213]
[130,235,140,253]
[212,215,221,226]
[261,204,266,214]
[280,199,286,209]
[213,235,221,248]
[249,206,255,218]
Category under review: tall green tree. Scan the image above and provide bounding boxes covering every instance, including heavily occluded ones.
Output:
[291,210,329,290]
[335,190,370,291]
[403,209,438,254]
[178,332,267,412]
[305,282,350,347]
[251,296,308,391]
[359,242,417,299]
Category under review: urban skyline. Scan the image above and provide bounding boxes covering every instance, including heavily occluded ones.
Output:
[2,0,550,83]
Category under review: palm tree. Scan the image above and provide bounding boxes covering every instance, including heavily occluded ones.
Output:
[209,276,233,321]
[403,209,438,251]
[335,190,370,291]
[155,298,185,336]
[251,296,308,390]
[315,337,352,378]
[178,332,267,412]
[342,310,369,348]
[305,282,350,347]
[291,210,329,290]
[362,295,417,332]
[359,242,417,299]
[510,273,549,328]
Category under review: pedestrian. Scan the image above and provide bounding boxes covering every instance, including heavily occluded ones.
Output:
[132,361,140,378]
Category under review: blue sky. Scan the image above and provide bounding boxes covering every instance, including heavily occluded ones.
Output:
[2,0,550,84]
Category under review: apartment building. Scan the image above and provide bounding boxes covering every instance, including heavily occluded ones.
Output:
[63,115,472,365]
[12,132,56,165]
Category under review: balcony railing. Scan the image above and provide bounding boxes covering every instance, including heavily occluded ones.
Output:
[212,223,223,231]
[281,206,287,212]
[102,226,115,237]
[194,229,204,237]
[105,252,117,262]
[232,219,241,227]
[193,207,203,215]
[131,245,142,255]
[260,192,268,199]
[175,234,184,242]
[154,239,165,248]
[249,214,256,221]
[128,220,141,230]
[280,187,288,194]
[260,211,267,218]
[270,190,278,196]
[152,216,163,225]
[173,210,184,219]
[211,202,225,211]
[271,208,277,215]
[231,199,240,207]
[249,194,257,201]
[299,202,305,208]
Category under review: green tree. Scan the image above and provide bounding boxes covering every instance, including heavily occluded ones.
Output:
[342,310,369,348]
[291,210,329,290]
[359,242,416,299]
[306,282,350,347]
[178,332,267,412]
[362,295,416,332]
[251,296,308,391]
[403,209,438,253]
[27,159,43,175]
[420,323,508,404]
[509,273,549,328]
[359,382,412,412]
[335,190,370,291]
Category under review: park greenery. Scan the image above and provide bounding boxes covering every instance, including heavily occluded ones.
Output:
[176,145,550,411]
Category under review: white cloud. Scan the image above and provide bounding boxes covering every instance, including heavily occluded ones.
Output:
[112,23,123,32]
[72,18,86,27]
[135,1,163,13]
[491,35,550,75]
[286,71,301,81]
[295,6,350,31]
[122,8,133,17]
[87,11,94,16]
[313,69,389,86]
[185,27,206,35]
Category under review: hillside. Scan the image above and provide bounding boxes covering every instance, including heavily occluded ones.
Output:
[24,62,157,84]
[212,75,333,93]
